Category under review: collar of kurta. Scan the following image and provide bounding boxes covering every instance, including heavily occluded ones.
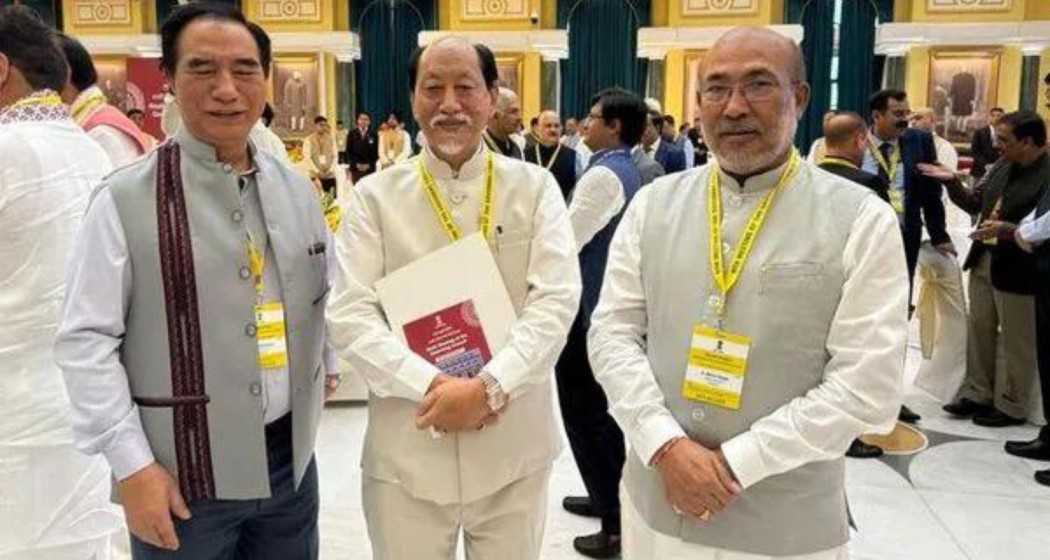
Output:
[174,125,258,175]
[420,141,487,180]
[69,85,107,125]
[716,153,796,195]
[0,89,70,126]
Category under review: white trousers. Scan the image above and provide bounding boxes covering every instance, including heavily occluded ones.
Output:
[362,467,550,560]
[621,486,848,560]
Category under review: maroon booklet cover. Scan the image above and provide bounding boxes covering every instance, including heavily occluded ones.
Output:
[402,300,492,378]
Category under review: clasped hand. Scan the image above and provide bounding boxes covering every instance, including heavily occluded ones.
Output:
[415,374,503,432]
[656,439,742,523]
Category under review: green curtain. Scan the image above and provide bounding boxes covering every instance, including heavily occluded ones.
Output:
[1,0,60,27]
[838,0,894,118]
[558,0,650,121]
[351,0,435,137]
[787,0,834,153]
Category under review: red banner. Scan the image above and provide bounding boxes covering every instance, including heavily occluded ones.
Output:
[125,57,167,141]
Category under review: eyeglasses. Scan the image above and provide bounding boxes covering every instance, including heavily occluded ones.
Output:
[699,78,796,105]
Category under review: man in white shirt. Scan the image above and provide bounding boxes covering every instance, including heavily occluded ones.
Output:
[911,107,959,171]
[56,33,152,167]
[305,115,339,196]
[575,116,594,177]
[556,87,648,559]
[588,27,908,559]
[0,8,125,558]
[327,36,580,560]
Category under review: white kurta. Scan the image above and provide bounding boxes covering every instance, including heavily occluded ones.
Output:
[0,113,123,559]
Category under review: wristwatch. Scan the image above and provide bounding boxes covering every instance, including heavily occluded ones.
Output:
[478,371,507,412]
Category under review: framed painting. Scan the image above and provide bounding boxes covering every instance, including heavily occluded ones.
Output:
[495,54,524,101]
[927,47,1002,146]
[271,54,322,140]
[93,56,130,113]
[683,50,706,128]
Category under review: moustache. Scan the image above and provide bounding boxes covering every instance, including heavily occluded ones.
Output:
[430,115,472,127]
[895,120,909,130]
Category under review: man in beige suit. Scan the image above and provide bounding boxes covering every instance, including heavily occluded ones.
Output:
[327,36,581,560]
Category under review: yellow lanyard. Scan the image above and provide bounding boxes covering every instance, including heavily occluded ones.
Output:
[534,142,563,171]
[246,234,266,298]
[708,150,802,317]
[70,88,107,125]
[820,156,858,170]
[418,151,496,241]
[868,140,900,183]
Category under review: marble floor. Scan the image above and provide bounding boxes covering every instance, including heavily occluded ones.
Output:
[314,335,1050,560]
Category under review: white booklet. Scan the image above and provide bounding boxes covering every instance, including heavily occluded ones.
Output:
[375,232,517,378]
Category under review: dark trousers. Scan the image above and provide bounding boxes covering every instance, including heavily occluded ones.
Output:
[131,414,319,559]
[555,313,626,535]
[350,163,374,185]
[319,177,337,199]
[1036,260,1050,441]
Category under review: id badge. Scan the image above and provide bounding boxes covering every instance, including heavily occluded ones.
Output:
[681,324,751,410]
[256,302,289,370]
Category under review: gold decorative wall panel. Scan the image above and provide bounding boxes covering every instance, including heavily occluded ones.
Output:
[462,0,529,20]
[257,0,322,23]
[73,0,131,26]
[926,0,1011,13]
[682,0,758,16]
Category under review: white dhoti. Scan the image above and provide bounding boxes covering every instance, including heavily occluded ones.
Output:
[913,241,969,403]
[362,467,550,560]
[621,486,847,560]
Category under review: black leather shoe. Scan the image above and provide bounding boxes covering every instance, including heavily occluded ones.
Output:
[573,531,621,559]
[1035,469,1050,487]
[846,439,884,459]
[899,405,921,424]
[942,398,991,418]
[563,496,599,518]
[1005,438,1050,460]
[972,408,1026,427]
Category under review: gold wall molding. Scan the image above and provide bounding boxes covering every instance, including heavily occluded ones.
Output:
[926,0,1011,13]
[462,0,529,20]
[682,0,758,17]
[73,0,132,26]
[257,0,323,23]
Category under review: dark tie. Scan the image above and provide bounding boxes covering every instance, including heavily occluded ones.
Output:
[877,141,894,183]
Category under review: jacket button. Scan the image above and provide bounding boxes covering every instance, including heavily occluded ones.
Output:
[249,382,262,396]
[222,163,234,174]
[239,266,251,280]
[231,209,243,223]
[245,323,257,337]
[692,408,705,422]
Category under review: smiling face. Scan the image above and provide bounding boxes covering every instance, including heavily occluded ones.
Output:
[168,18,265,151]
[412,38,496,163]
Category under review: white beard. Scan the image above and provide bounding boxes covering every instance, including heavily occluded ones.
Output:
[703,109,799,175]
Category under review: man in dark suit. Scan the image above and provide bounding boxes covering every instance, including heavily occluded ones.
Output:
[970,107,1004,180]
[1009,162,1050,485]
[630,145,664,186]
[818,111,890,203]
[816,111,891,458]
[863,90,955,281]
[641,111,685,174]
[347,111,378,183]
[525,110,577,201]
[863,89,955,424]
[920,111,1047,429]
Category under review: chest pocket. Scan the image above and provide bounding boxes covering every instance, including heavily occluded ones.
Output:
[759,262,825,294]
[491,228,532,310]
